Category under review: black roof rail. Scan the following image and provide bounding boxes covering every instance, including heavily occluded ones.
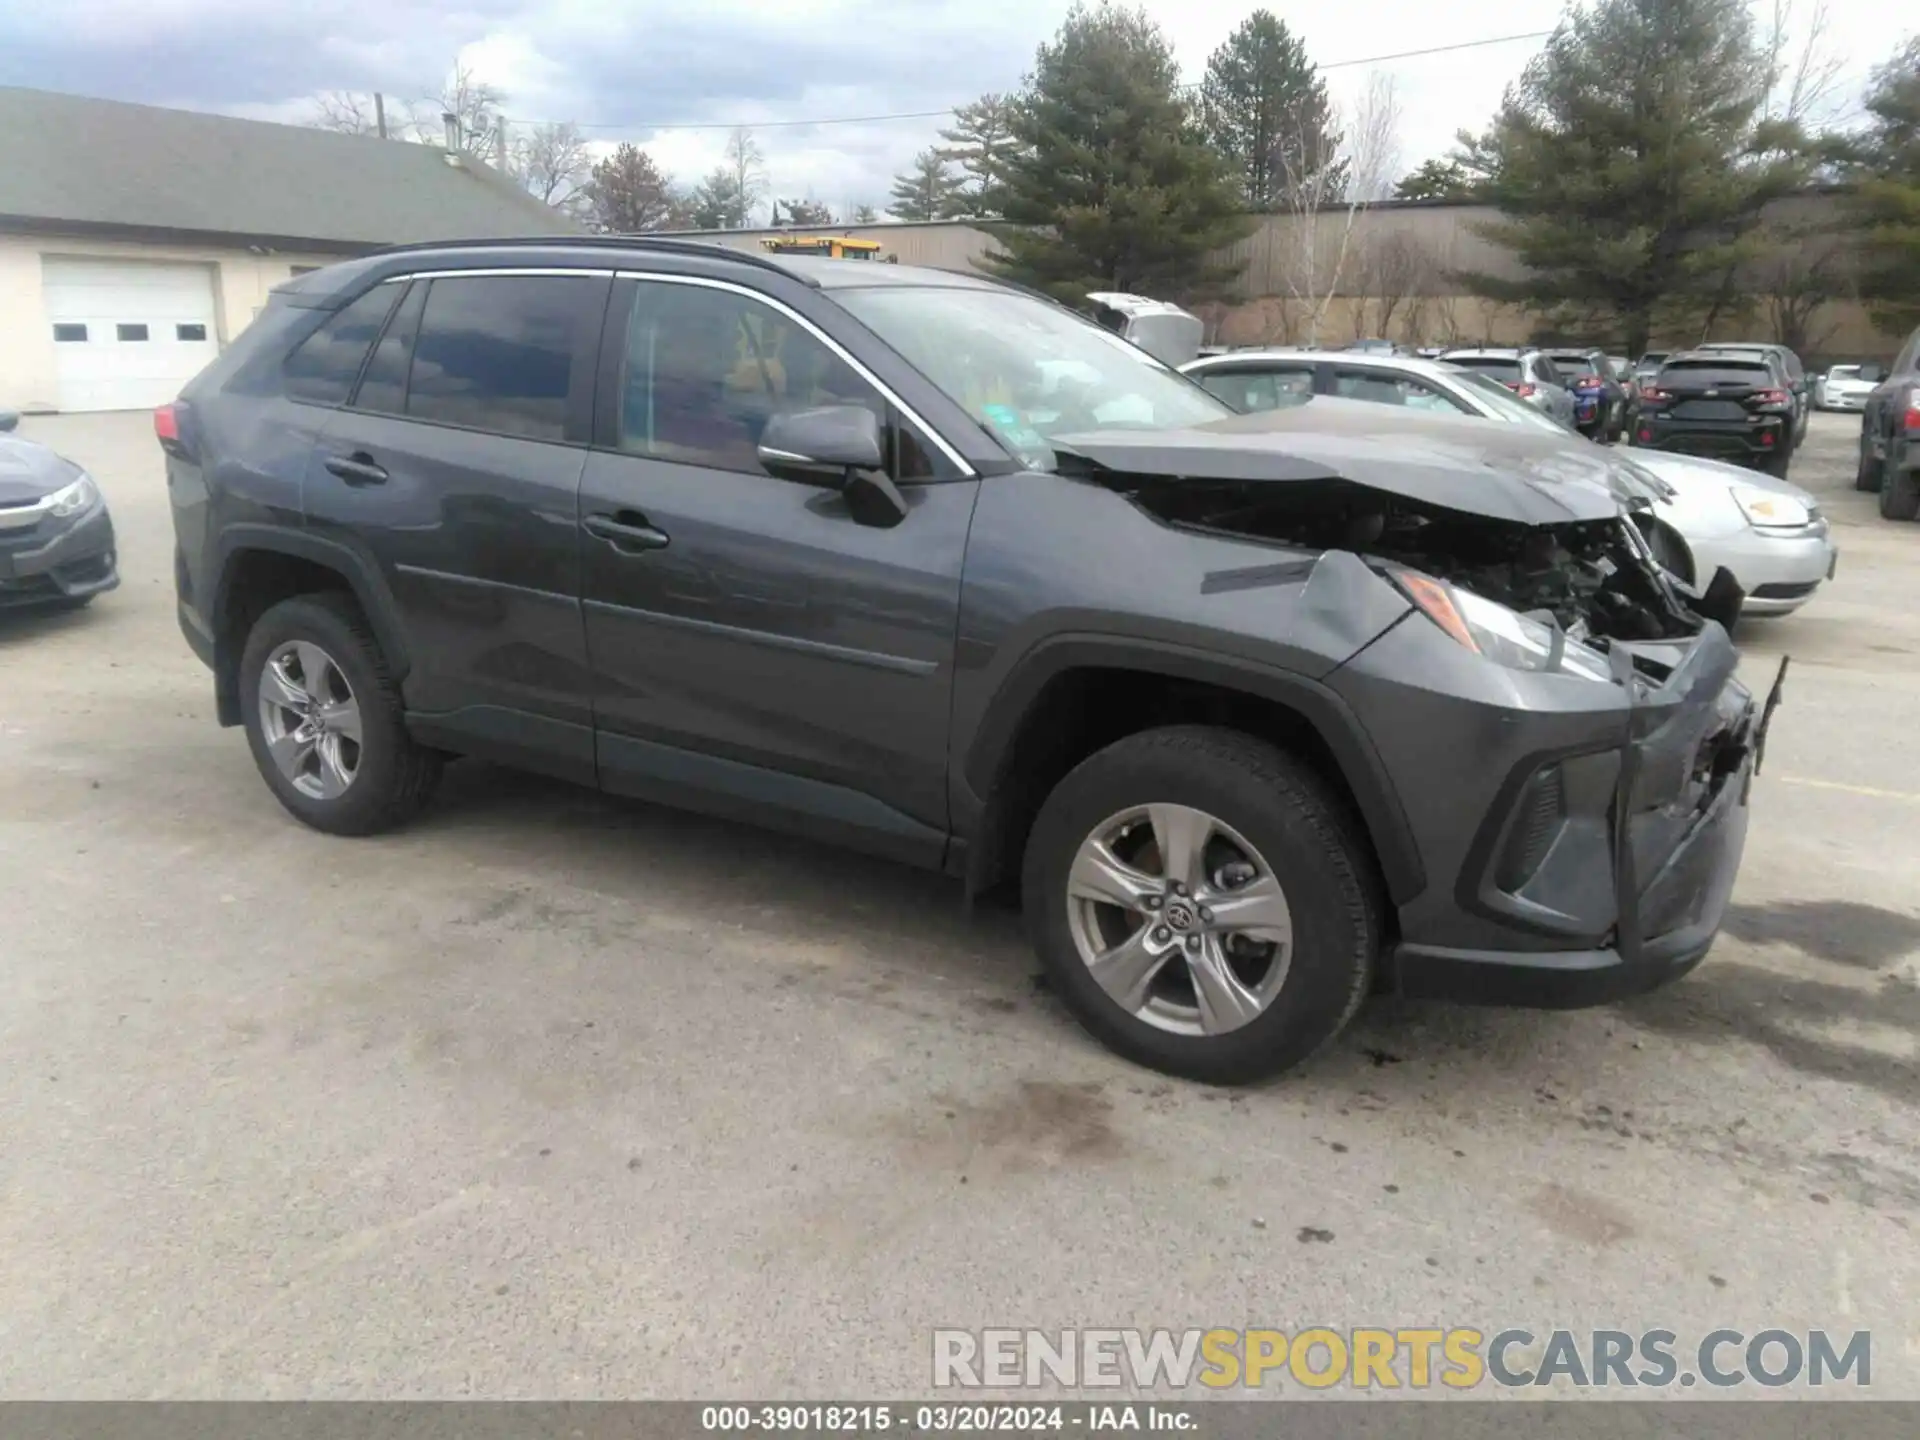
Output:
[366,234,802,279]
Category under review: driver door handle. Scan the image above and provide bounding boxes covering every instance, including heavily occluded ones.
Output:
[584,511,671,553]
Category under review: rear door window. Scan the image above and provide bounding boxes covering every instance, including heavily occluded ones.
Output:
[283,284,401,405]
[1197,366,1315,413]
[1330,368,1466,414]
[401,274,606,443]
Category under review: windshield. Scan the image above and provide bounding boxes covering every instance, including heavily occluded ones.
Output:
[1546,353,1594,373]
[1445,355,1523,382]
[1449,369,1571,432]
[1829,365,1861,381]
[836,285,1229,469]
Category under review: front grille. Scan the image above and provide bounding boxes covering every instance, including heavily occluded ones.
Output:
[1496,764,1565,892]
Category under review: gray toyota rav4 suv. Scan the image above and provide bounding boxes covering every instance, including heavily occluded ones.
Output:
[161,238,1780,1083]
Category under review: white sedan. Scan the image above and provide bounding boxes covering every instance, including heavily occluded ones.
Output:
[1814,364,1879,412]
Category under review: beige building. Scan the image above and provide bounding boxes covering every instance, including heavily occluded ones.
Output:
[685,193,1895,362]
[0,87,579,413]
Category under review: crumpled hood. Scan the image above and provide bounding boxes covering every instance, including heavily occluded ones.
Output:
[1054,397,1657,526]
[0,435,82,507]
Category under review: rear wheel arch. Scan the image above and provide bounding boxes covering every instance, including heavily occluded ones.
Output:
[958,640,1426,911]
[210,527,410,726]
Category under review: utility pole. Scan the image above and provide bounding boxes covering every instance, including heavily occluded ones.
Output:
[374,92,387,140]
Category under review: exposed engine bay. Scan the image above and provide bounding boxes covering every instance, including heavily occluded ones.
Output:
[1131,476,1706,644]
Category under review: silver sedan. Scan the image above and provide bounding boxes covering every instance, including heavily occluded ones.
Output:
[1626,450,1836,617]
[1178,353,1835,618]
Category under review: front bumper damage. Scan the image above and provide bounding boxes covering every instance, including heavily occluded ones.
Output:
[1340,623,1778,1008]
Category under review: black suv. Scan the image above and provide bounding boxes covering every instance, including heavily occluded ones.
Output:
[1633,350,1798,476]
[1856,323,1920,521]
[162,239,1773,1083]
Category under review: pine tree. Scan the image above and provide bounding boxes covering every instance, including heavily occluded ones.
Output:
[1393,158,1477,202]
[888,150,965,221]
[938,94,1020,217]
[1846,40,1920,335]
[585,143,683,232]
[1456,0,1811,356]
[1198,10,1343,211]
[982,3,1251,301]
[851,204,881,224]
[689,167,747,229]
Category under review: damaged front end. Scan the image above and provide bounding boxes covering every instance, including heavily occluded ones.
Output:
[1054,415,1732,670]
[1053,412,1778,1005]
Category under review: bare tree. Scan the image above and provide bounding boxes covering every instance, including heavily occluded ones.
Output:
[1762,0,1846,128]
[1754,225,1849,355]
[309,91,389,137]
[1350,229,1434,340]
[1273,70,1402,344]
[417,62,507,159]
[725,128,769,227]
[512,121,592,210]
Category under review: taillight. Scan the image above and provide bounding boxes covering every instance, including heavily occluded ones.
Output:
[1577,374,1601,387]
[1754,388,1790,406]
[1903,403,1920,431]
[1508,382,1536,398]
[153,403,179,441]
[1640,387,1671,403]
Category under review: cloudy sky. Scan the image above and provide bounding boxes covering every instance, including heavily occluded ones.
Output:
[0,0,1885,216]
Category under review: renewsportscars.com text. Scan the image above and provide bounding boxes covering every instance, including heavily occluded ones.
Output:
[932,1327,1872,1391]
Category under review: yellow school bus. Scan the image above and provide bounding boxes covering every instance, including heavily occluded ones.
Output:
[759,236,888,261]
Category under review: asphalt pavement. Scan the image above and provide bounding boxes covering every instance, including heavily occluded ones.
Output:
[0,410,1915,1399]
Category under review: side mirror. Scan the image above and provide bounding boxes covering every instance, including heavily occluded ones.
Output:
[0,410,18,433]
[757,405,906,528]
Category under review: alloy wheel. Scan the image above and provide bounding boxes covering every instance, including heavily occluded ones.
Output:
[257,641,363,800]
[1064,803,1294,1037]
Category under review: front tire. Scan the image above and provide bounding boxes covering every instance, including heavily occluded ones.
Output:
[239,593,442,835]
[1022,726,1381,1085]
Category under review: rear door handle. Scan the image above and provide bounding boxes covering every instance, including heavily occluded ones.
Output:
[324,452,388,486]
[584,511,671,552]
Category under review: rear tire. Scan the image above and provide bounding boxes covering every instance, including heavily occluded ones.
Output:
[1881,464,1920,521]
[1857,449,1886,493]
[1022,725,1381,1085]
[239,592,442,836]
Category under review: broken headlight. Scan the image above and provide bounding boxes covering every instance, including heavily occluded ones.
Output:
[1392,570,1614,681]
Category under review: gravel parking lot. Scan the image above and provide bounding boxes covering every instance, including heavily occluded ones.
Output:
[2,410,1916,1399]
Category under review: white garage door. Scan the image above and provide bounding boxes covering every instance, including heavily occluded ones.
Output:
[42,258,220,412]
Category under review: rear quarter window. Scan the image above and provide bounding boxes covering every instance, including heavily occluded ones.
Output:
[283,285,403,405]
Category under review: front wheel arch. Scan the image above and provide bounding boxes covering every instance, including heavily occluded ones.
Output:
[959,641,1427,910]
